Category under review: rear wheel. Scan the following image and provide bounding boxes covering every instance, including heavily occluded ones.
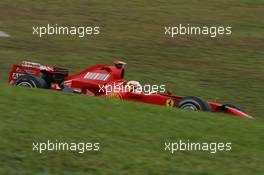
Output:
[177,96,212,112]
[13,75,48,89]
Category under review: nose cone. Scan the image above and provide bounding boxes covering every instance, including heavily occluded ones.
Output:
[227,107,254,119]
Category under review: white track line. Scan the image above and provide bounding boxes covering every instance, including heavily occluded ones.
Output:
[0,31,10,37]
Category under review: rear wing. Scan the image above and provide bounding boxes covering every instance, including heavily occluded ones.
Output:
[8,64,41,84]
[8,61,69,84]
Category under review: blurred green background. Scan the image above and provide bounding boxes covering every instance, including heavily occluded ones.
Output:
[0,0,263,174]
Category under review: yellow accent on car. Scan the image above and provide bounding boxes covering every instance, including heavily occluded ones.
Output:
[166,98,174,107]
[106,93,122,100]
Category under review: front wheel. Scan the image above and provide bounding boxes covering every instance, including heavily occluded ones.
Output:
[13,75,49,89]
[177,96,212,112]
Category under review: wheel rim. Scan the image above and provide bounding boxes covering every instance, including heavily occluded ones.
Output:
[17,82,34,88]
[181,103,199,111]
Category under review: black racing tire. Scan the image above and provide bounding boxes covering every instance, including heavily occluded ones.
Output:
[13,75,49,89]
[177,96,212,112]
[223,104,245,112]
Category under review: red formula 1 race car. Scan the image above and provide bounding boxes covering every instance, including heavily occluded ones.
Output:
[8,60,254,119]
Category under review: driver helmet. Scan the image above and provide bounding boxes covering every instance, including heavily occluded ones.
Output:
[126,80,142,93]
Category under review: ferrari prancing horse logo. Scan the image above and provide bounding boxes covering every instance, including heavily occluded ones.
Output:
[166,98,175,107]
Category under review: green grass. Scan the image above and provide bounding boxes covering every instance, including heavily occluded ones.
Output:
[0,0,263,174]
[0,84,264,175]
